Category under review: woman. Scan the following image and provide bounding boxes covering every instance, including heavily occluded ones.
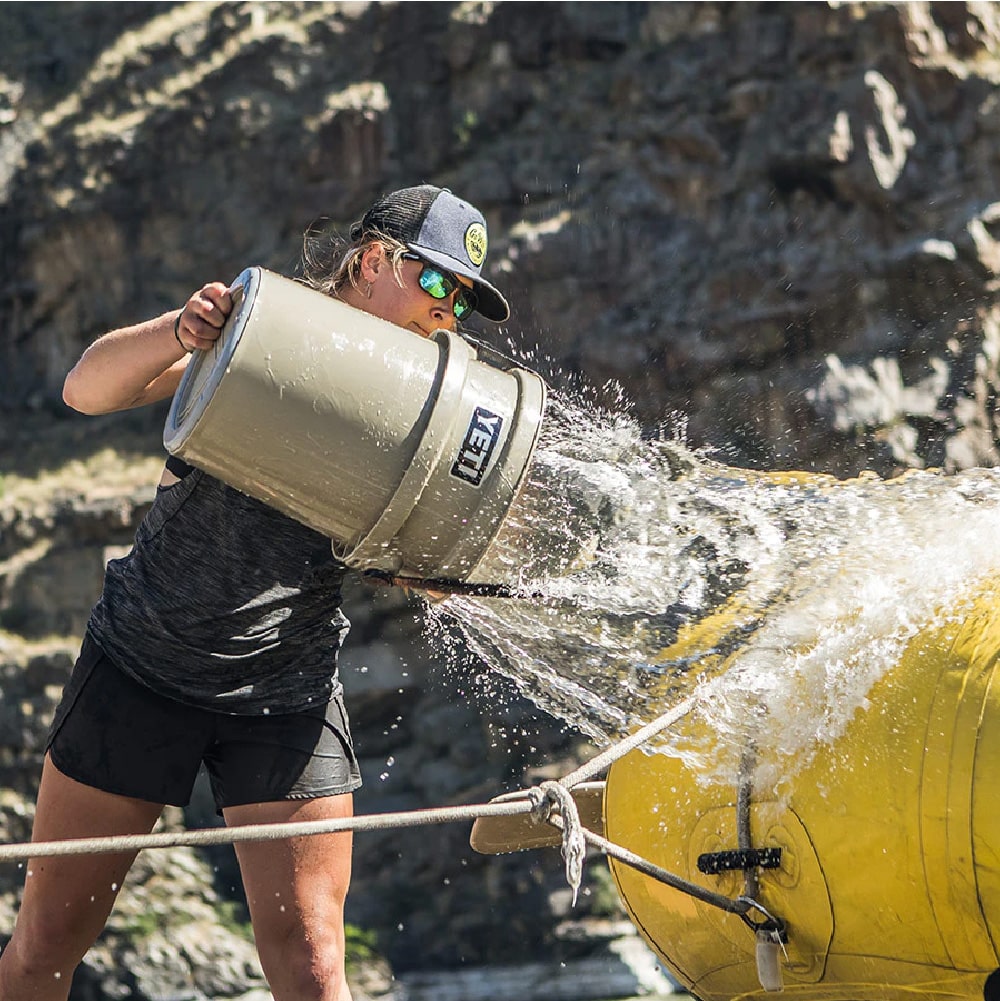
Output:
[0,185,510,1001]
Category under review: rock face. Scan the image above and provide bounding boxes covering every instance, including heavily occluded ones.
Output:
[3,2,1000,475]
[1,2,999,998]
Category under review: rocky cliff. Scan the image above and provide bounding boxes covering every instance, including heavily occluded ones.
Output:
[1,2,999,998]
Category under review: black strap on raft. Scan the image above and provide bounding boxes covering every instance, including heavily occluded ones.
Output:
[696,745,789,943]
[697,847,782,875]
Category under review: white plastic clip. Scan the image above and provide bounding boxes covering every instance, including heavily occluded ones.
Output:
[755,927,784,992]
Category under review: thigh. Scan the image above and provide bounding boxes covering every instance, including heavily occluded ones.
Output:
[5,753,164,967]
[206,695,361,810]
[225,794,354,999]
[47,634,211,807]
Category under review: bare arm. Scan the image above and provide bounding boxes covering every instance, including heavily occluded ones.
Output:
[63,282,234,415]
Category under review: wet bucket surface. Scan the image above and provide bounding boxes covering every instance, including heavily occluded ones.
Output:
[163,266,546,580]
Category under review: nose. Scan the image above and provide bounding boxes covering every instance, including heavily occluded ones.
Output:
[429,298,457,330]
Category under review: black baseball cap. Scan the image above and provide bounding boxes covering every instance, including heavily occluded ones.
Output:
[351,185,510,322]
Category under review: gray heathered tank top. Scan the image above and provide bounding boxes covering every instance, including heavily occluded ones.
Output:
[88,465,350,715]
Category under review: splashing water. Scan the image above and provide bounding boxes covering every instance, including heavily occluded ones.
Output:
[425,390,1000,784]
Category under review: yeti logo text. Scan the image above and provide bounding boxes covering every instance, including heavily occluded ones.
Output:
[451,407,504,486]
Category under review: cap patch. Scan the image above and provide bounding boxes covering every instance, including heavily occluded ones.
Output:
[465,222,487,267]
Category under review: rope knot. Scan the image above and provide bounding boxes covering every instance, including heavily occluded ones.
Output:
[533,781,586,905]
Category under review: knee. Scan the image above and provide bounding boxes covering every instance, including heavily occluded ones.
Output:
[262,934,347,1001]
[0,933,79,992]
[5,906,99,967]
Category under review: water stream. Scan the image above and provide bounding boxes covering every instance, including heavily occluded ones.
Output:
[426,389,1000,787]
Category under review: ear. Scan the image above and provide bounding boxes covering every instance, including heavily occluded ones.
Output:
[358,242,386,283]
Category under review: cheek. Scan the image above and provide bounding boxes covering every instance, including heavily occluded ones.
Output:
[386,274,418,304]
[371,280,428,328]
[396,290,426,324]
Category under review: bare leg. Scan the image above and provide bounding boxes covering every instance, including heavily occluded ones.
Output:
[0,754,164,1001]
[225,794,354,1001]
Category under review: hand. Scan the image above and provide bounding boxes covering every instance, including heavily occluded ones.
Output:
[175,282,234,353]
[389,577,449,603]
[361,570,450,603]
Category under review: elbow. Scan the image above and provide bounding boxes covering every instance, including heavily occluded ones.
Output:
[62,370,86,413]
[62,367,107,415]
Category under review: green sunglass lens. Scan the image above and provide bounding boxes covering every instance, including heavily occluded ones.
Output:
[418,267,454,299]
[415,261,477,320]
[454,291,476,320]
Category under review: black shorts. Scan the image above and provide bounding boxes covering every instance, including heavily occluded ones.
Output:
[47,633,362,810]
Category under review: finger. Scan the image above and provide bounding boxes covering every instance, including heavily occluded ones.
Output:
[389,578,450,603]
[176,283,232,351]
[175,308,222,350]
[184,325,223,352]
[193,283,233,330]
[200,282,234,322]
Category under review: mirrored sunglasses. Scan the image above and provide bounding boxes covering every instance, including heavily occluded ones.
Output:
[402,253,478,321]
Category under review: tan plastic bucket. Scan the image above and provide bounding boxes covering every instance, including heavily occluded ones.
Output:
[163,267,546,581]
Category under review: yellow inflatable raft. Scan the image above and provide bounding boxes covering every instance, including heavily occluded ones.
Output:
[605,573,1000,1001]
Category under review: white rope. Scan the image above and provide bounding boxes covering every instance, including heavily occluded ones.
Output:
[534,781,585,903]
[558,691,702,788]
[0,694,701,865]
[0,799,537,862]
[0,692,775,928]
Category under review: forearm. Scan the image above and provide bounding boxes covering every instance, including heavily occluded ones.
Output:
[62,310,189,415]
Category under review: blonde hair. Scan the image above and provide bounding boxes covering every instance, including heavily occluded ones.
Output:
[300,223,411,298]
